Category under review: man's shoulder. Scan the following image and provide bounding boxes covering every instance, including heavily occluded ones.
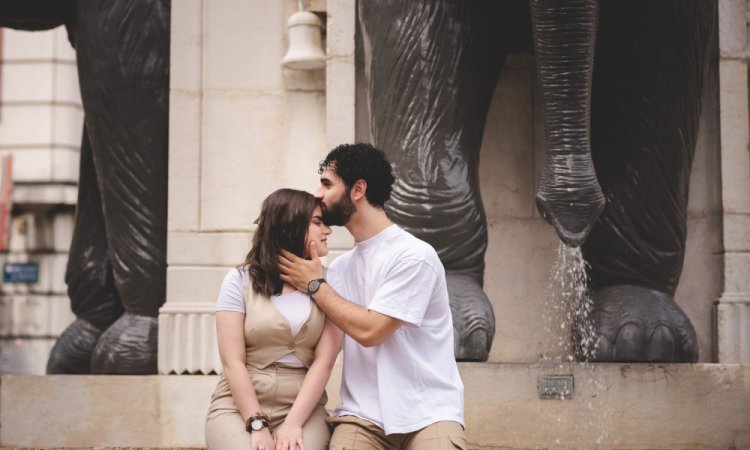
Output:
[388,227,441,263]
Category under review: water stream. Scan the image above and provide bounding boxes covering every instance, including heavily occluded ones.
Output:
[540,241,611,446]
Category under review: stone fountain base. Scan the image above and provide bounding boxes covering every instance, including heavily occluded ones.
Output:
[1,363,747,449]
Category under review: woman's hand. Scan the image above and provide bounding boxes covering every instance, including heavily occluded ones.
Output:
[274,422,305,450]
[250,427,275,450]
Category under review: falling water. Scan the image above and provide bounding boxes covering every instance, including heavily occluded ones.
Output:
[540,241,611,446]
[543,242,597,361]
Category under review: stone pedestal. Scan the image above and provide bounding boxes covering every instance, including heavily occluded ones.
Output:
[2,364,749,449]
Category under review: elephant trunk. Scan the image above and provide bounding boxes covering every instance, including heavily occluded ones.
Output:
[531,0,604,247]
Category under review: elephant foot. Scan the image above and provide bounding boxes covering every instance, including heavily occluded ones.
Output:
[591,285,698,362]
[46,318,104,374]
[446,272,495,361]
[91,312,158,374]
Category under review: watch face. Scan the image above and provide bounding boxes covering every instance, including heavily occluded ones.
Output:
[251,419,264,431]
[308,279,320,293]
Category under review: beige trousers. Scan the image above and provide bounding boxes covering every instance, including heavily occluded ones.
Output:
[328,415,466,450]
[205,363,330,450]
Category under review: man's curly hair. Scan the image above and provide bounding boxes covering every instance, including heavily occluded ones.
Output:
[318,143,396,208]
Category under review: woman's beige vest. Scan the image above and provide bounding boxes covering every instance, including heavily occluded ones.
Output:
[243,284,325,369]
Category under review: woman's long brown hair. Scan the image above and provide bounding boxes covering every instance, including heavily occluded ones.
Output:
[242,188,318,298]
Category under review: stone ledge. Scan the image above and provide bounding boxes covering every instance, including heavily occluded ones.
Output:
[1,364,748,449]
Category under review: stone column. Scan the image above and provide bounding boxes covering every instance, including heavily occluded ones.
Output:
[715,0,750,363]
[159,0,330,374]
[325,0,355,147]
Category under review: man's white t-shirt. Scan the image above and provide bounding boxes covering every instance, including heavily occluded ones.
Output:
[327,224,464,435]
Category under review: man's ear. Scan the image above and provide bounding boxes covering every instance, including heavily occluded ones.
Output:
[351,179,367,201]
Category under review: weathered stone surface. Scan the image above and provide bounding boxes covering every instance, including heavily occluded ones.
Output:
[2,364,748,449]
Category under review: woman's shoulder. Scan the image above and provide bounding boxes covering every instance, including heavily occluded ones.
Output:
[223,266,249,287]
[216,267,249,313]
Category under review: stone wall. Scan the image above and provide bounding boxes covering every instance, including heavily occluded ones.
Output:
[159,0,335,374]
[0,27,80,373]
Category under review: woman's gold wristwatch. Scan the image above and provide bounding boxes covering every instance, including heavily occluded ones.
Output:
[245,412,271,433]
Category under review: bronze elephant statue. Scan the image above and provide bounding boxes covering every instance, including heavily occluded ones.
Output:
[359,0,715,362]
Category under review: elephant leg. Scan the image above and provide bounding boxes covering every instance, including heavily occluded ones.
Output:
[359,0,506,360]
[74,0,170,374]
[583,0,717,362]
[46,126,124,374]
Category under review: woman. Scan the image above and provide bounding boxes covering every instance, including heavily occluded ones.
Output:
[205,188,341,450]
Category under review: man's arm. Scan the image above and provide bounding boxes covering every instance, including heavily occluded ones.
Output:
[278,243,403,347]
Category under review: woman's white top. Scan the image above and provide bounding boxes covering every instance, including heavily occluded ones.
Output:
[215,268,311,368]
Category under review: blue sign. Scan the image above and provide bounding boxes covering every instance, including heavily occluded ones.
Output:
[3,262,39,284]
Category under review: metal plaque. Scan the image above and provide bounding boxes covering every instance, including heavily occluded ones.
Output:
[3,262,39,284]
[538,374,574,400]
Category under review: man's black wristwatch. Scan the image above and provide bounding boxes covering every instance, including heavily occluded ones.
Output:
[307,278,327,296]
[245,412,270,433]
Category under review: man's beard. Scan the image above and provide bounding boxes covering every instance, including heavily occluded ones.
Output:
[322,191,356,226]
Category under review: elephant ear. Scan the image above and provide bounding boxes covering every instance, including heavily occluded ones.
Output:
[531,0,605,247]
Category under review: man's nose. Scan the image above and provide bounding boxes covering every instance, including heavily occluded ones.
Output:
[314,188,324,199]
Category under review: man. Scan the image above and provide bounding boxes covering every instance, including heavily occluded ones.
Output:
[278,143,466,449]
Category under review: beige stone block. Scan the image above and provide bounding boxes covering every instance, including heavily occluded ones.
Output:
[168,90,201,232]
[723,213,750,251]
[53,62,81,105]
[723,251,750,294]
[8,149,53,182]
[0,294,72,338]
[2,365,749,448]
[480,66,535,219]
[52,212,74,252]
[460,363,750,449]
[15,296,50,336]
[1,63,54,102]
[0,105,52,147]
[53,27,76,61]
[0,339,55,375]
[281,91,327,180]
[718,0,747,57]
[11,184,77,206]
[2,29,55,61]
[51,147,80,183]
[484,217,560,362]
[326,56,355,146]
[716,300,750,362]
[0,375,216,447]
[200,93,283,231]
[167,232,251,266]
[327,0,356,57]
[200,92,323,231]
[52,104,84,148]
[166,266,229,306]
[170,0,203,91]
[204,0,284,91]
[675,216,724,362]
[719,60,750,213]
